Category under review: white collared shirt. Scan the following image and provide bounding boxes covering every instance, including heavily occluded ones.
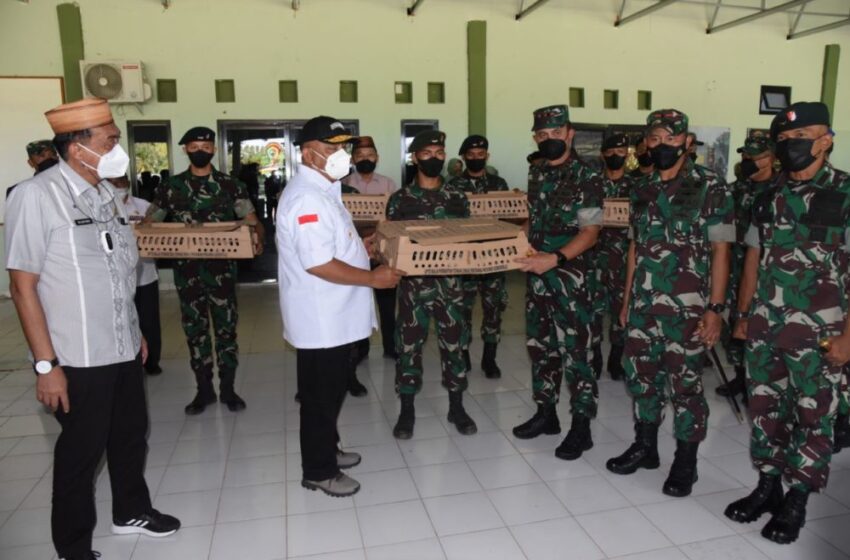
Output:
[276,164,377,349]
[119,193,158,286]
[5,161,141,368]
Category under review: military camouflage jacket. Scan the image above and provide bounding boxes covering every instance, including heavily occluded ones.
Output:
[629,161,735,317]
[448,171,508,194]
[747,163,850,349]
[148,166,254,223]
[527,157,604,255]
[599,173,634,246]
[726,174,775,302]
[387,178,470,221]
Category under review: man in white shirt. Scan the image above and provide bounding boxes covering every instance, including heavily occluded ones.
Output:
[277,116,402,497]
[113,175,162,375]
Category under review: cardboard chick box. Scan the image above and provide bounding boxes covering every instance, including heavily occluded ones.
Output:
[342,193,390,225]
[466,192,528,223]
[603,198,630,228]
[377,218,528,276]
[134,221,257,259]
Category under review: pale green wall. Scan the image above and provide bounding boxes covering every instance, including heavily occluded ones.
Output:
[2,0,849,189]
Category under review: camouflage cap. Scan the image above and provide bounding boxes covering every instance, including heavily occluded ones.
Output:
[26,139,54,157]
[737,135,775,156]
[646,109,689,135]
[408,130,446,153]
[770,101,831,140]
[532,105,569,131]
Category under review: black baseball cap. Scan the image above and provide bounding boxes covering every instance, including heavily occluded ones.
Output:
[295,116,357,146]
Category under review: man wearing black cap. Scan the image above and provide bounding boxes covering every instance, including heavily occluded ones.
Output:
[146,126,264,415]
[6,139,59,199]
[725,102,850,544]
[512,104,604,463]
[590,134,634,382]
[448,135,509,378]
[387,130,478,440]
[277,116,402,496]
[717,135,777,402]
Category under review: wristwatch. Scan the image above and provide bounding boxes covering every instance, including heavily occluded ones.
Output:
[555,252,569,268]
[33,358,59,375]
[706,302,726,315]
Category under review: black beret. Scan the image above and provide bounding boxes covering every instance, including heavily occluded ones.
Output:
[770,102,831,141]
[179,126,215,145]
[601,134,628,151]
[458,135,488,155]
[408,130,446,153]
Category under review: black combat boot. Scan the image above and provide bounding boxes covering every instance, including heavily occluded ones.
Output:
[462,349,472,373]
[447,392,477,435]
[219,370,246,412]
[761,487,810,545]
[555,414,593,460]
[716,366,746,398]
[481,343,501,379]
[393,394,415,439]
[592,344,603,380]
[185,370,217,415]
[606,422,660,474]
[607,344,625,381]
[834,414,850,453]
[512,404,561,439]
[724,472,783,523]
[662,440,700,497]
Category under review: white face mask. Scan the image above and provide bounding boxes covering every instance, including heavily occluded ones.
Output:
[77,143,130,179]
[312,148,351,181]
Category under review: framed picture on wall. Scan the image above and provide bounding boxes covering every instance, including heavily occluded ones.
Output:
[691,126,732,178]
[571,123,606,167]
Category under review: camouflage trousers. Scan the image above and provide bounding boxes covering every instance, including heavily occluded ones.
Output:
[395,276,468,396]
[174,259,239,384]
[526,271,597,417]
[461,273,508,348]
[624,313,709,442]
[746,340,842,491]
[590,261,627,349]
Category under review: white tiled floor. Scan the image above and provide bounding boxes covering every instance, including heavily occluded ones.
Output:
[0,282,848,559]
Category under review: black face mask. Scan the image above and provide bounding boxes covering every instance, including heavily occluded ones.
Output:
[36,158,58,173]
[650,143,686,170]
[603,155,626,171]
[775,138,817,172]
[637,152,654,167]
[465,158,487,173]
[417,157,445,178]
[740,158,760,178]
[188,150,214,168]
[538,139,568,161]
[355,159,376,174]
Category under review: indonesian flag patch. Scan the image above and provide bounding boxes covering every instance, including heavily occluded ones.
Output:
[787,110,797,122]
[298,214,319,225]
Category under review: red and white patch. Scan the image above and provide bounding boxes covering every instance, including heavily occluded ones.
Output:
[787,110,797,122]
[298,214,319,225]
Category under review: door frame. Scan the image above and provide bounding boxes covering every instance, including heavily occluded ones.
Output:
[126,120,173,194]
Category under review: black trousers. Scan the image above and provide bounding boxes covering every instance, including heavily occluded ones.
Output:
[134,280,162,369]
[375,287,397,354]
[53,355,152,558]
[297,343,354,481]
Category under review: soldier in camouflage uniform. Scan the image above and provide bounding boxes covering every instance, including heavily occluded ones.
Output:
[837,370,850,452]
[146,126,264,415]
[447,135,510,379]
[724,102,850,544]
[590,134,634,381]
[512,105,603,463]
[606,110,735,499]
[716,135,776,402]
[388,130,477,439]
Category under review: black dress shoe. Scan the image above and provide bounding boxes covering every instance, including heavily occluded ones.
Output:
[219,390,247,412]
[348,375,368,397]
[145,365,163,375]
[383,350,399,360]
[185,391,217,415]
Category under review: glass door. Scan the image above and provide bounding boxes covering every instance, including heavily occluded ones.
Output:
[400,119,438,186]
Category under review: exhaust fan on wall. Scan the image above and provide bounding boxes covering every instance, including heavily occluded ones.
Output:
[79,60,152,103]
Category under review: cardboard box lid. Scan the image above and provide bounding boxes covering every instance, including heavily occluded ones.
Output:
[378,218,521,246]
[134,221,245,234]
